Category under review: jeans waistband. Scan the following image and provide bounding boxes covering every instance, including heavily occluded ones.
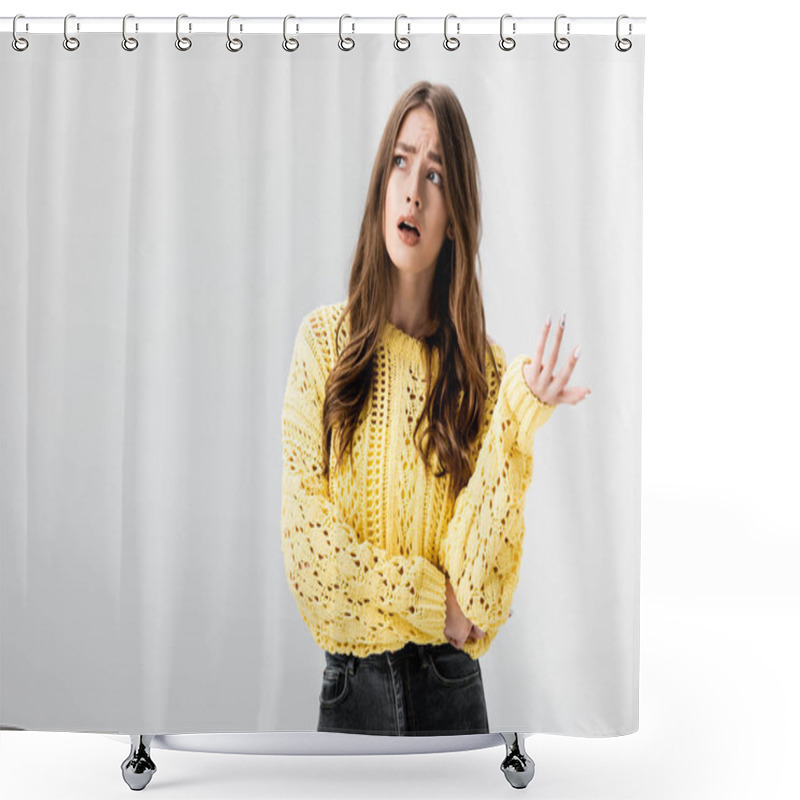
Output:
[327,641,434,675]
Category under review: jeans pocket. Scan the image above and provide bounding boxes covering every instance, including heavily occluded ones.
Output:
[425,645,482,686]
[319,664,350,709]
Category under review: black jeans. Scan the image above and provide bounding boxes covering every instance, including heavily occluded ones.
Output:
[317,641,490,736]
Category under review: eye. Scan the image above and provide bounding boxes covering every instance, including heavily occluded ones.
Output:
[428,170,443,187]
[393,154,406,168]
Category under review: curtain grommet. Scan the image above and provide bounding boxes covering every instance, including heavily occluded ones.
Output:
[63,13,80,51]
[175,14,192,51]
[443,13,460,51]
[226,15,243,52]
[283,15,299,52]
[553,14,570,52]
[338,14,355,51]
[121,14,139,52]
[394,14,410,50]
[11,14,29,51]
[499,14,516,51]
[615,15,633,51]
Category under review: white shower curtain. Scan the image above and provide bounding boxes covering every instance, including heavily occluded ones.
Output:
[1,28,644,736]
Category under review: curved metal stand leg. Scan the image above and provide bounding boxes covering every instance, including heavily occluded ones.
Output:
[500,732,535,789]
[121,735,157,790]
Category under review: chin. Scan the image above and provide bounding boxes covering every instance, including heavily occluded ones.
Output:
[386,244,429,273]
[391,256,431,274]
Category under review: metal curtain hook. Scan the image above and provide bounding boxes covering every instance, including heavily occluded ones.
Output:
[394,14,410,50]
[339,14,355,50]
[122,14,139,51]
[227,15,243,52]
[283,15,299,51]
[615,14,632,51]
[176,14,192,51]
[499,13,516,51]
[12,14,29,51]
[443,14,460,51]
[63,13,80,51]
[553,14,570,51]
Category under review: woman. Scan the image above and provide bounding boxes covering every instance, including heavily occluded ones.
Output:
[280,81,590,736]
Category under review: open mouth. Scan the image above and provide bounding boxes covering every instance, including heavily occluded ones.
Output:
[397,221,421,246]
[398,220,420,237]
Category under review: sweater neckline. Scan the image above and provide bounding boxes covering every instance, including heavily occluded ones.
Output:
[381,319,439,367]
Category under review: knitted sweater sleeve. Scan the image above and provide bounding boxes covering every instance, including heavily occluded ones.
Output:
[438,344,556,635]
[280,310,447,649]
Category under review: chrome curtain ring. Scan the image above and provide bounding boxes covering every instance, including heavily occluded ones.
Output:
[121,14,138,51]
[283,15,299,52]
[63,13,80,51]
[338,14,355,51]
[615,14,632,51]
[499,13,516,51]
[226,15,243,52]
[553,14,571,52]
[443,13,460,51]
[12,14,29,51]
[394,14,410,51]
[175,14,192,51]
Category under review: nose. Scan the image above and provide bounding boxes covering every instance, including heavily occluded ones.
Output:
[405,166,424,208]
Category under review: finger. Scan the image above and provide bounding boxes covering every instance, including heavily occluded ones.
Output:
[545,311,566,377]
[555,385,591,405]
[550,345,581,396]
[532,316,552,372]
[447,630,466,649]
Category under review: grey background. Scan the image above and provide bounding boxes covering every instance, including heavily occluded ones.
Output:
[1,30,642,735]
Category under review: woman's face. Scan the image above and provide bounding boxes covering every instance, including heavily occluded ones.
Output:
[383,106,451,276]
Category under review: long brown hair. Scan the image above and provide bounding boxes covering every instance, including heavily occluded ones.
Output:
[321,80,500,503]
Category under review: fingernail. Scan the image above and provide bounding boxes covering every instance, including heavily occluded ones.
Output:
[559,311,566,329]
[544,314,551,327]
[574,346,581,359]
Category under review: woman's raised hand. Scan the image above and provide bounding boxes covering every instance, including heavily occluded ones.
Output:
[522,312,591,406]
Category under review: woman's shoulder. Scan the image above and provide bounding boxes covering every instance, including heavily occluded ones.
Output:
[297,301,349,370]
[300,301,347,334]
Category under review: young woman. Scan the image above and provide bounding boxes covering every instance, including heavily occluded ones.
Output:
[280,80,590,736]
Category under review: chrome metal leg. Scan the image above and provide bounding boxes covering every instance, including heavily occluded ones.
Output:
[121,735,157,790]
[500,732,535,789]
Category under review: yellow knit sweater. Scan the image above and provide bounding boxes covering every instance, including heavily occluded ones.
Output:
[280,301,555,660]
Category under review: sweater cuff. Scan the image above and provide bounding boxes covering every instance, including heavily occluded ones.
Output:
[412,558,447,639]
[503,354,556,453]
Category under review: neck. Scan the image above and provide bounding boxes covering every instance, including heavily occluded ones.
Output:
[388,266,436,338]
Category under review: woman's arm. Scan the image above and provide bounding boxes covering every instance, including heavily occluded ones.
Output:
[438,344,555,634]
[281,310,447,649]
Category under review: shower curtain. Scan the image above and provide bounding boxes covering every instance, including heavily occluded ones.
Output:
[1,23,644,737]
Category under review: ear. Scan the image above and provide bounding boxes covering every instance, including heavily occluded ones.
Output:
[447,223,455,240]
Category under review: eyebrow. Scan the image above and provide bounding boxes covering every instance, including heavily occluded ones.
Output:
[396,140,442,166]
